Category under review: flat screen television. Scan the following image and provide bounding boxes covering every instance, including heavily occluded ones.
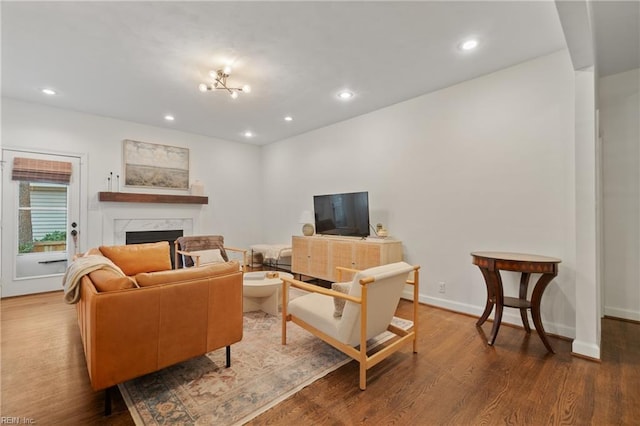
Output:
[313,191,370,237]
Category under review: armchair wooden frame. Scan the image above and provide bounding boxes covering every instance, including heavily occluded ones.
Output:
[174,243,248,271]
[281,264,420,390]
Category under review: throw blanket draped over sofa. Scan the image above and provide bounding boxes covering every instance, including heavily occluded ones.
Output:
[62,255,133,304]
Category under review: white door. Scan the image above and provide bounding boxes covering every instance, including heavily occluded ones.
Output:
[1,150,81,297]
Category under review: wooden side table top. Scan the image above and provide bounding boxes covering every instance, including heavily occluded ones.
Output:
[471,251,561,263]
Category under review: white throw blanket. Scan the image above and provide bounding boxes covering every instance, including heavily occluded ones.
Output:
[62,255,129,304]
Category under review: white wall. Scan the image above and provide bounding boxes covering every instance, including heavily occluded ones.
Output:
[1,98,263,252]
[572,66,600,359]
[600,68,640,321]
[261,51,578,337]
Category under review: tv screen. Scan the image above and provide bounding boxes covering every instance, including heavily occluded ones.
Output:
[313,191,370,237]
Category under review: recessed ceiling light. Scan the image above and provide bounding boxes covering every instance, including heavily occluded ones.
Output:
[284,116,293,122]
[164,115,175,121]
[41,88,56,95]
[244,131,253,138]
[459,39,479,51]
[337,90,354,100]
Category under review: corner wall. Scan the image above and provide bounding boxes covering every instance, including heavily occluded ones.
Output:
[600,68,640,321]
[261,51,578,337]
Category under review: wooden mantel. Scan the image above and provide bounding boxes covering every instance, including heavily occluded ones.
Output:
[98,192,208,204]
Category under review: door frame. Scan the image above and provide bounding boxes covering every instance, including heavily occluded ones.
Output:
[1,146,88,297]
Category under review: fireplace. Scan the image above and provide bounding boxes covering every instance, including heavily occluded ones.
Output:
[126,229,183,269]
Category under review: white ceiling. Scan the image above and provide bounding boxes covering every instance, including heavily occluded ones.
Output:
[1,1,637,145]
[591,0,640,77]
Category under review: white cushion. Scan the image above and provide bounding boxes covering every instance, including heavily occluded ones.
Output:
[288,293,342,340]
[338,262,413,345]
[189,248,225,265]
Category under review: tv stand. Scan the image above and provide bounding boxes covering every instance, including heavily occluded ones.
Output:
[291,236,403,282]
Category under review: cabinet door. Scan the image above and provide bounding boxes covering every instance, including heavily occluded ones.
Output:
[308,239,329,279]
[291,237,309,274]
[330,241,356,281]
[354,243,382,271]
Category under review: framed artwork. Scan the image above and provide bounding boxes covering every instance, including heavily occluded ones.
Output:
[123,139,189,190]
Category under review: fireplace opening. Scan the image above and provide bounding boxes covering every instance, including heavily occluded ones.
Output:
[126,229,183,269]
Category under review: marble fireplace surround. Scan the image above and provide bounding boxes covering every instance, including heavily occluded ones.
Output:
[102,213,195,246]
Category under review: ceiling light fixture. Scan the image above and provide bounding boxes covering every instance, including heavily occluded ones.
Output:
[164,115,175,121]
[198,67,251,99]
[459,39,479,51]
[284,116,293,122]
[244,131,253,138]
[41,88,56,95]
[337,90,354,100]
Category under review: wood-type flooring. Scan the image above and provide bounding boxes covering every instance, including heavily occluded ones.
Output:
[1,291,637,425]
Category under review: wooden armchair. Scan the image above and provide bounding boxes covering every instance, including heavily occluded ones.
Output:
[174,235,247,271]
[281,261,420,390]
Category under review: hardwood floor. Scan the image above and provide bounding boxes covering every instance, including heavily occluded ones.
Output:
[1,291,638,425]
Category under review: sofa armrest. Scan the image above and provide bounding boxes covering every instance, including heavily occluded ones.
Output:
[80,280,161,390]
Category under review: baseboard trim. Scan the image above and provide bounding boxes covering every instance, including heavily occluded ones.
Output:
[603,306,640,322]
[571,351,602,363]
[403,290,575,339]
[572,340,601,360]
[604,315,640,325]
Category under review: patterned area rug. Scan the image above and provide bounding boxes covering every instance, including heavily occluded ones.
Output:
[120,311,412,425]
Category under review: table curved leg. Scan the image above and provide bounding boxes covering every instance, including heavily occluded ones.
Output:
[530,273,557,353]
[487,269,504,346]
[519,272,532,333]
[476,267,495,327]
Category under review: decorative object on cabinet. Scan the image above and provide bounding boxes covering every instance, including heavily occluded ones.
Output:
[299,210,315,236]
[123,139,189,190]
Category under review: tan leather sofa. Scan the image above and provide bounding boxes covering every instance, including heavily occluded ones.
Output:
[74,242,243,394]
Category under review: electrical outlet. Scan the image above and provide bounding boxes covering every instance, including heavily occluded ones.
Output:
[438,281,446,293]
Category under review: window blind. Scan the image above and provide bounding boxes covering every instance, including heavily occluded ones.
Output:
[12,157,72,184]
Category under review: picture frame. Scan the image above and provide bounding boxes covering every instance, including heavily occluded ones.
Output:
[123,139,189,190]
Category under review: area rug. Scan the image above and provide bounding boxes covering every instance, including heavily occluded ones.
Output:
[119,311,412,426]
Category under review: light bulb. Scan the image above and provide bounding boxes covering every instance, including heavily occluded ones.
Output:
[209,70,218,79]
[198,83,208,92]
[223,65,232,75]
[460,39,479,51]
[337,90,354,100]
[230,91,239,99]
[242,84,251,93]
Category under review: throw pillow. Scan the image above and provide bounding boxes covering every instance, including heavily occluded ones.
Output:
[99,241,172,276]
[89,269,137,292]
[331,281,352,317]
[188,248,225,266]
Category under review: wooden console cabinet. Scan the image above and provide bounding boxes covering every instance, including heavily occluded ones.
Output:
[292,236,403,282]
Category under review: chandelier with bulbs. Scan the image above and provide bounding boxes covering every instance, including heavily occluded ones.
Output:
[198,66,251,99]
